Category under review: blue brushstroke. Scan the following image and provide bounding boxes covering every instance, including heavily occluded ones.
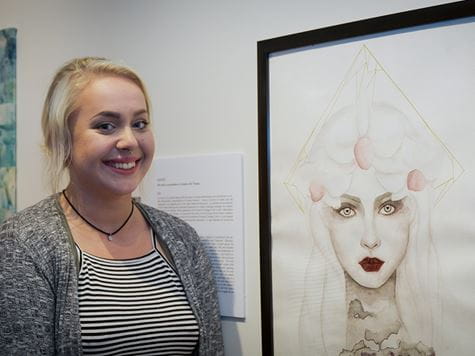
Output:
[0,28,16,222]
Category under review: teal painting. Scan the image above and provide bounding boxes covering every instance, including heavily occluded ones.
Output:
[0,28,16,222]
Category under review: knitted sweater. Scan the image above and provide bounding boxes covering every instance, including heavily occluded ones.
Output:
[0,194,224,355]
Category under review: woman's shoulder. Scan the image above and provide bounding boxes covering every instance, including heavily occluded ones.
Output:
[0,194,64,245]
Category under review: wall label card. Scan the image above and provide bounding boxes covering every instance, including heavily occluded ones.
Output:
[142,153,245,318]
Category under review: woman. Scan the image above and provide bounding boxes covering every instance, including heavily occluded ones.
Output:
[0,57,224,355]
[296,102,444,356]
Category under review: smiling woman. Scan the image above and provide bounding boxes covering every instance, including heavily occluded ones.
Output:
[67,75,155,199]
[0,57,224,355]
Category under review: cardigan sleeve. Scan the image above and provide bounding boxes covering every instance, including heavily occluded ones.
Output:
[185,225,225,356]
[0,226,56,354]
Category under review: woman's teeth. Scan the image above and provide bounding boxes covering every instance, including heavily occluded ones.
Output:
[111,161,136,170]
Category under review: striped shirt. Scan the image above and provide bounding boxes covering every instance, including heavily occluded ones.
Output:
[76,234,199,355]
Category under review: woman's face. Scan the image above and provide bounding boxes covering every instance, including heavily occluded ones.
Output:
[322,170,412,288]
[68,75,155,198]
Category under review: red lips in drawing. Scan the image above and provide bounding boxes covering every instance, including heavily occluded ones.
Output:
[359,257,384,272]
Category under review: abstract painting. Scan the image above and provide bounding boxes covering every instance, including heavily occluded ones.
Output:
[0,28,16,223]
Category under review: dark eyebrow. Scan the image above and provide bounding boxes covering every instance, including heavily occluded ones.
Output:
[375,192,392,204]
[93,109,148,120]
[133,109,148,117]
[340,194,361,204]
[94,111,121,120]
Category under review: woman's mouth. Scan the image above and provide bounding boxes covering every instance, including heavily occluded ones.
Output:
[104,158,140,174]
[109,161,136,170]
[359,257,384,272]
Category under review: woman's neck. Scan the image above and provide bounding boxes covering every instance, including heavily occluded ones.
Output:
[61,183,153,260]
[62,183,134,231]
[345,272,396,309]
[344,272,405,352]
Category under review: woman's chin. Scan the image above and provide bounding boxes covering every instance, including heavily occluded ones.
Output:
[350,272,390,289]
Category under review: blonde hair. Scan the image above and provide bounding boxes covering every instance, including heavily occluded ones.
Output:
[41,56,151,192]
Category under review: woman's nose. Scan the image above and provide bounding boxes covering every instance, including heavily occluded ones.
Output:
[361,238,380,249]
[360,220,381,250]
[116,127,138,151]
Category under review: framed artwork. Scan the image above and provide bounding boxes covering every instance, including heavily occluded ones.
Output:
[258,2,475,355]
[0,28,16,223]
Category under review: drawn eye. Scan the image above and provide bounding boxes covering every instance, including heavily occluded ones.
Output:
[338,207,355,218]
[379,203,396,215]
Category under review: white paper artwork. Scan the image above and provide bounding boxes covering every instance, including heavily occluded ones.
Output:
[269,20,475,356]
[141,153,245,318]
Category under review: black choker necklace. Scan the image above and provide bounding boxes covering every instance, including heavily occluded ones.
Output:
[62,190,134,241]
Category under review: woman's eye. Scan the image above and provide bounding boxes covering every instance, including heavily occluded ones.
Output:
[338,207,355,218]
[133,120,149,129]
[379,203,396,215]
[95,122,115,132]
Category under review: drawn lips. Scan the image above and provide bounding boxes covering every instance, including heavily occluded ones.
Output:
[359,257,384,272]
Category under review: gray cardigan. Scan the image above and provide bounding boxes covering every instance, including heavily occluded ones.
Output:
[0,194,224,355]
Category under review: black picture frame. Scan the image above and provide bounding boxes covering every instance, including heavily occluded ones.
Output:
[257,2,475,355]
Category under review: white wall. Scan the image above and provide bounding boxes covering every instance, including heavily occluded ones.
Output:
[0,0,450,354]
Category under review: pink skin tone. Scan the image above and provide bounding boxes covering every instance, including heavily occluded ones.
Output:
[68,76,155,201]
[407,169,426,191]
[354,137,373,170]
[310,182,325,203]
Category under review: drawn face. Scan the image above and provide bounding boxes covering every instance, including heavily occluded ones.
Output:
[68,76,155,198]
[322,170,412,288]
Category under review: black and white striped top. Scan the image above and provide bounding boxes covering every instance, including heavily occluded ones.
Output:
[76,234,199,355]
